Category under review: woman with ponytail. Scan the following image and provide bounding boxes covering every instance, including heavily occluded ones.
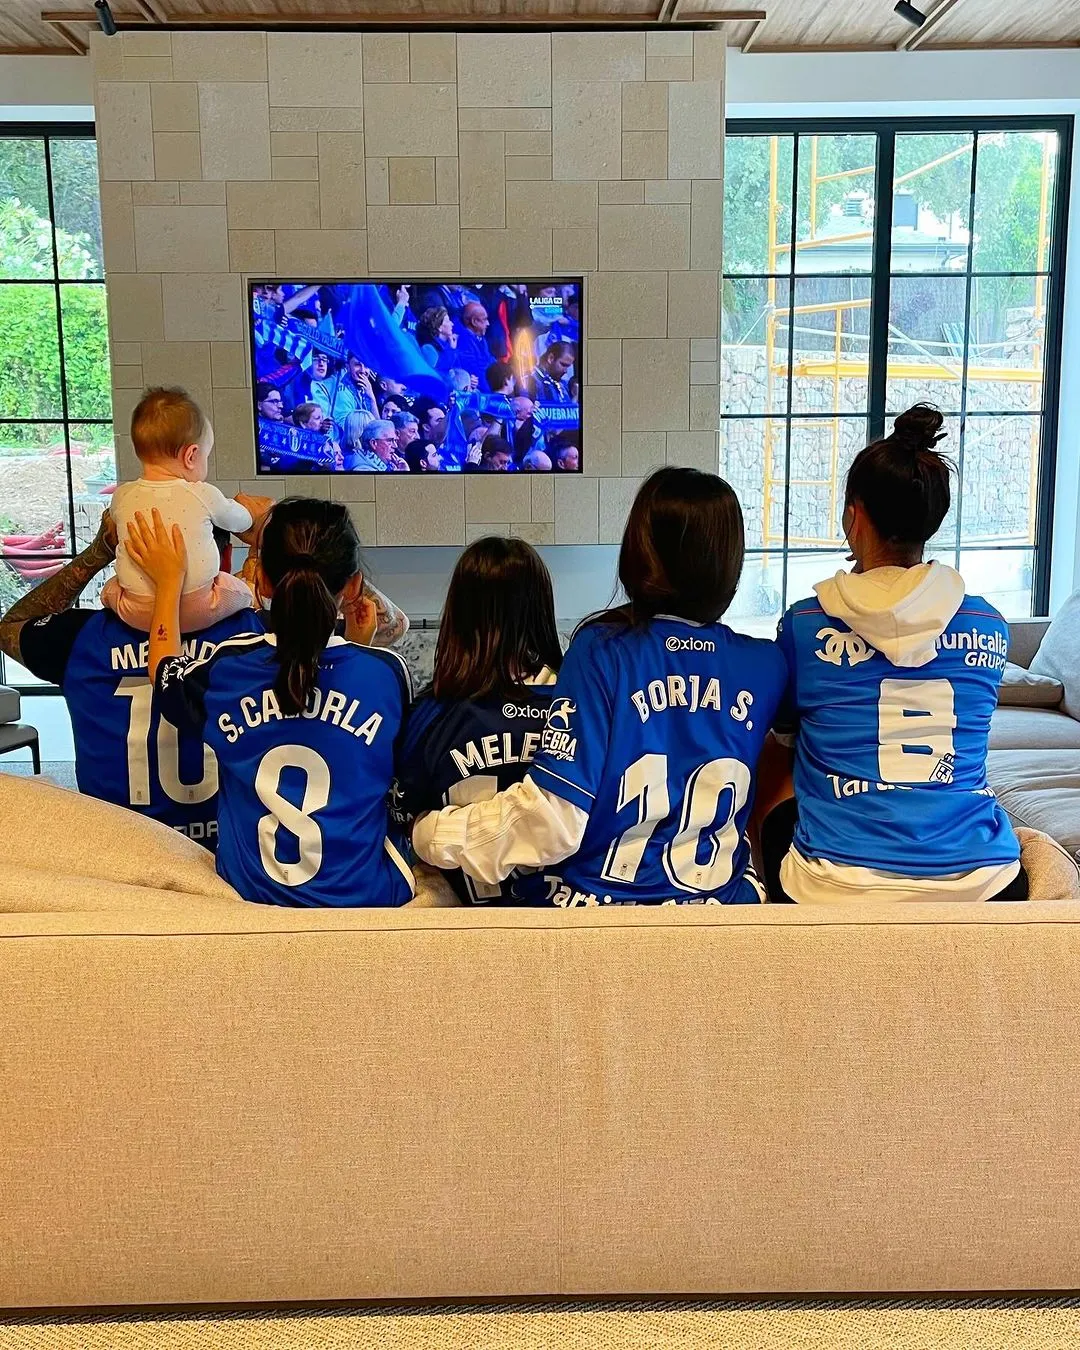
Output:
[763,405,1024,903]
[412,467,789,906]
[128,498,414,908]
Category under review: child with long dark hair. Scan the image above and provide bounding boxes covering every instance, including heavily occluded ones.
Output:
[128,497,414,908]
[763,405,1024,903]
[412,467,789,906]
[396,536,563,904]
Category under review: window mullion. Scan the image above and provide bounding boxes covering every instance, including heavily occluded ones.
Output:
[954,132,981,574]
[41,136,79,567]
[867,129,895,446]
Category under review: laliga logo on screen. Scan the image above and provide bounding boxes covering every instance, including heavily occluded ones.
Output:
[503,703,548,719]
[665,635,717,653]
[815,627,876,668]
[547,698,577,730]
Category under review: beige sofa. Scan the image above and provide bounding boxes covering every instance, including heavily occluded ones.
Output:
[4,775,1080,1308]
[990,619,1080,860]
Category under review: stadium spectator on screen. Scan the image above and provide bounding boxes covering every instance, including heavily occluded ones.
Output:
[510,395,545,462]
[552,435,580,472]
[348,419,409,473]
[376,371,412,411]
[257,383,284,423]
[292,402,324,432]
[416,306,458,370]
[486,361,515,396]
[392,411,420,456]
[453,302,493,382]
[331,354,379,428]
[521,449,552,472]
[340,410,375,470]
[305,351,334,413]
[479,436,514,473]
[414,397,449,449]
[405,440,442,473]
[529,343,575,405]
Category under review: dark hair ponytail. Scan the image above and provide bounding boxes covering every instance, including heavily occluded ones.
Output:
[845,403,953,547]
[586,466,745,631]
[259,498,362,716]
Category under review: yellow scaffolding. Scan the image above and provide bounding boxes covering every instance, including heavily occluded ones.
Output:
[752,134,1053,551]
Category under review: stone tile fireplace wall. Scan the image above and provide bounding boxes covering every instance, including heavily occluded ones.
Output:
[90,27,724,546]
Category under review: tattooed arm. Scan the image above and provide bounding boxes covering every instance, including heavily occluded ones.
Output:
[363,580,410,648]
[0,510,117,663]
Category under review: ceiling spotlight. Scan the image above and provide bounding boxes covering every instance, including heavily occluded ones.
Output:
[94,0,118,35]
[894,0,928,26]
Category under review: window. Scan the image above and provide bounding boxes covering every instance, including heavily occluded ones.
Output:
[723,118,1071,635]
[0,125,114,689]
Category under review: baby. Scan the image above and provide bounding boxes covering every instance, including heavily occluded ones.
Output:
[104,386,267,631]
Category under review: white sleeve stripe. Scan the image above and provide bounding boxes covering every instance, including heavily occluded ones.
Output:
[175,631,268,678]
[532,763,596,801]
[383,836,416,895]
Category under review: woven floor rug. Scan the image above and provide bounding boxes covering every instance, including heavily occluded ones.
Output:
[4,1296,1080,1349]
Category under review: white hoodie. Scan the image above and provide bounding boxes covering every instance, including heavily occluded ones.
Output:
[780,561,1020,905]
[813,561,965,669]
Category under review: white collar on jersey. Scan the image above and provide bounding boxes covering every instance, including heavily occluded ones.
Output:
[654,614,708,628]
[259,632,349,649]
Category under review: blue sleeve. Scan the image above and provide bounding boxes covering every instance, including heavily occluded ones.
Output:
[530,626,613,814]
[394,696,441,822]
[154,652,210,737]
[773,610,799,736]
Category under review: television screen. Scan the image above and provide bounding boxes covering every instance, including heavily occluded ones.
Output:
[249,279,583,475]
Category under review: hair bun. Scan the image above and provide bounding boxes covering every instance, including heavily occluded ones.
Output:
[893,403,946,454]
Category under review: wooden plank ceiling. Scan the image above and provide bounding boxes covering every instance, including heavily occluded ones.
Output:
[5,0,1079,57]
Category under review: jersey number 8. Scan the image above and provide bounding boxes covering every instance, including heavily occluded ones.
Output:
[255,744,332,887]
[601,753,751,894]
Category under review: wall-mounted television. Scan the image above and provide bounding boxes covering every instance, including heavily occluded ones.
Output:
[249,279,583,476]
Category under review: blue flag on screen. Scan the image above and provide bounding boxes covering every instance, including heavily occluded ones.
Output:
[336,287,448,399]
[441,395,469,470]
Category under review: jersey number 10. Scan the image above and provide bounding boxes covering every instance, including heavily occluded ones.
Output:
[114,677,217,806]
[601,753,751,894]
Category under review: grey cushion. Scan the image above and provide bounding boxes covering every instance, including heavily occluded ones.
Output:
[990,706,1080,751]
[988,750,1080,861]
[0,686,21,724]
[1007,618,1052,670]
[0,723,37,754]
[1031,591,1080,719]
[997,662,1064,708]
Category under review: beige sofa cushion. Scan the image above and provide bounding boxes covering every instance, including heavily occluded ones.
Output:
[1031,591,1080,718]
[0,774,457,913]
[989,706,1080,751]
[0,773,241,909]
[998,662,1064,708]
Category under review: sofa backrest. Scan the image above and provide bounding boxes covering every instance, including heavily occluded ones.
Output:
[4,901,1080,1305]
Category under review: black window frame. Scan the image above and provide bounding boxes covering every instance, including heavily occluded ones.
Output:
[0,120,109,697]
[724,114,1074,617]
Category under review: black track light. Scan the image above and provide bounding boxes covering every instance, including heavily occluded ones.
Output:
[94,0,118,36]
[894,1,928,26]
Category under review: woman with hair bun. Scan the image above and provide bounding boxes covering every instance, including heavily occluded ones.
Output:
[763,404,1025,904]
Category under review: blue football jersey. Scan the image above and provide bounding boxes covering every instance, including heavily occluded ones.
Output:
[19,606,259,847]
[155,633,414,908]
[527,618,789,906]
[397,679,557,904]
[776,595,1019,876]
